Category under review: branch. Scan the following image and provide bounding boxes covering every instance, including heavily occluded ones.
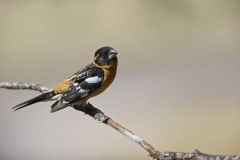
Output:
[0,81,239,160]
[0,82,49,92]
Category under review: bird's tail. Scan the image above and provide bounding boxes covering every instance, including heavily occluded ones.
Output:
[13,91,55,111]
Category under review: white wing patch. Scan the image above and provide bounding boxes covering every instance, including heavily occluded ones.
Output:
[51,94,63,101]
[85,76,102,84]
[79,88,87,93]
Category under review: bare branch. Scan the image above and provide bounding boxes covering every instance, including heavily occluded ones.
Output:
[0,82,49,93]
[74,103,239,160]
[0,81,239,160]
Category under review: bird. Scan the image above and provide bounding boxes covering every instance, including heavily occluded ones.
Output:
[13,46,118,113]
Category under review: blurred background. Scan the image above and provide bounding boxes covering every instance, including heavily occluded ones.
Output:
[0,0,240,159]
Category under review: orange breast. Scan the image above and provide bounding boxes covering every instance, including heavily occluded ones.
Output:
[72,66,117,105]
[90,62,117,98]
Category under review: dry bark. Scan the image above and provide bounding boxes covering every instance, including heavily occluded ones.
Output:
[0,81,239,160]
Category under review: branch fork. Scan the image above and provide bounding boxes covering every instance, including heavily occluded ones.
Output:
[0,81,239,160]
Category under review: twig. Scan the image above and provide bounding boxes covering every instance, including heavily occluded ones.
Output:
[0,81,239,160]
[0,82,49,93]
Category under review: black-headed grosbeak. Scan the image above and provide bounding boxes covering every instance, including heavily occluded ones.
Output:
[13,46,118,112]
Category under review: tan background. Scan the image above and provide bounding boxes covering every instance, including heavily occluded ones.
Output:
[0,0,240,160]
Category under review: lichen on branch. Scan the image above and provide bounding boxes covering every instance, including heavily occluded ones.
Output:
[0,81,239,160]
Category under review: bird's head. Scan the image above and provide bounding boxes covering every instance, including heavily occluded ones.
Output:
[94,46,118,68]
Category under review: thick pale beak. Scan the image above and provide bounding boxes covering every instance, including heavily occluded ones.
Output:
[108,50,118,60]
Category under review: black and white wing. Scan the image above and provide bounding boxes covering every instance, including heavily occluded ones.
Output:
[51,64,104,112]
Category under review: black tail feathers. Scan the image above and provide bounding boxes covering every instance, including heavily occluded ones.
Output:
[13,91,54,111]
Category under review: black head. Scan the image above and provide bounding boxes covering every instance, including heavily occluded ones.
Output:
[94,46,118,67]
